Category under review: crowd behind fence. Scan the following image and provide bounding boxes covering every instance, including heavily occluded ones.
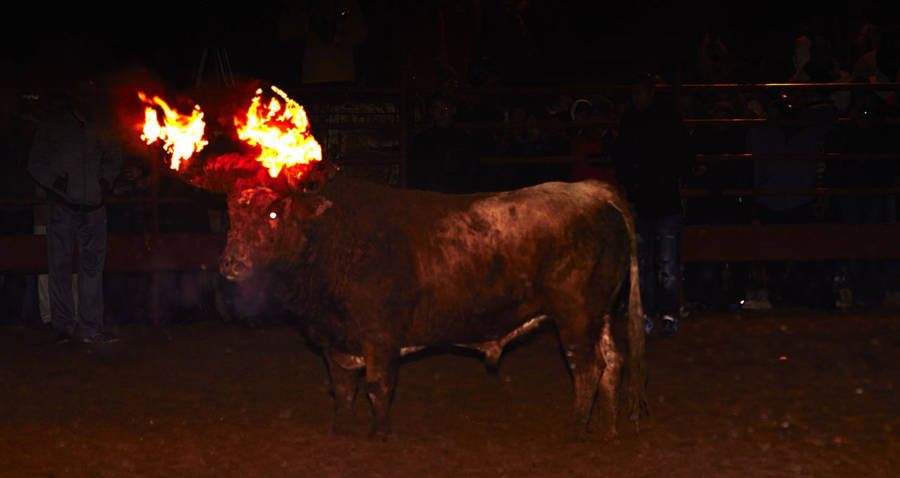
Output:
[1,81,899,324]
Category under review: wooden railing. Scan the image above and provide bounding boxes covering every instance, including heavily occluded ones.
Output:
[2,80,899,274]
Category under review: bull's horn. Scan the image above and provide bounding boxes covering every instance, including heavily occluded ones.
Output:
[184,152,266,195]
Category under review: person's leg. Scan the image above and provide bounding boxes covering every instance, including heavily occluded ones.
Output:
[37,273,51,323]
[76,207,108,340]
[636,217,657,333]
[658,214,683,335]
[47,201,77,338]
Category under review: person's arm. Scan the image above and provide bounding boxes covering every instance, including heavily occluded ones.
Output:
[99,143,122,189]
[98,126,123,191]
[611,113,634,187]
[27,120,64,193]
[676,115,696,179]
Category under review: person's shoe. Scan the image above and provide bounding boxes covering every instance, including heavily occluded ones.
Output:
[55,332,73,345]
[659,315,678,337]
[81,332,120,344]
[643,315,655,335]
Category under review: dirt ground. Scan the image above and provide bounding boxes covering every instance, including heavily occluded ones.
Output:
[1,308,898,478]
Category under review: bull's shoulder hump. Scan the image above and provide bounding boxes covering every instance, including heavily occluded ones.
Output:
[490,180,620,206]
[531,179,617,196]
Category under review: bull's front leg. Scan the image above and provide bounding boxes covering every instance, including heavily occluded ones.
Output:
[325,352,360,435]
[362,341,400,441]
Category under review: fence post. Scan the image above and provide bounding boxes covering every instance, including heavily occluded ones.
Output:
[400,74,409,188]
[151,154,160,325]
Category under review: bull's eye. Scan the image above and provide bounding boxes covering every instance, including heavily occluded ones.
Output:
[269,211,278,220]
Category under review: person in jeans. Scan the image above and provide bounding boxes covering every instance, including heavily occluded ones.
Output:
[27,77,122,344]
[613,74,694,336]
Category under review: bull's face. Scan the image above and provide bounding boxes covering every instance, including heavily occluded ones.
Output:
[220,186,333,281]
[220,187,291,281]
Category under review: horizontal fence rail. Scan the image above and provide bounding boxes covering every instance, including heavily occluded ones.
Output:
[2,81,899,274]
[5,223,900,273]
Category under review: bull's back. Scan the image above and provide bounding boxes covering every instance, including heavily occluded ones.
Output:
[403,180,630,344]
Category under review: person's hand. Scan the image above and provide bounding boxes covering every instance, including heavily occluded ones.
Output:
[112,180,132,195]
[52,175,68,193]
[121,166,142,181]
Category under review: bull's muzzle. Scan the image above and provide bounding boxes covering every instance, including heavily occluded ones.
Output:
[220,255,250,281]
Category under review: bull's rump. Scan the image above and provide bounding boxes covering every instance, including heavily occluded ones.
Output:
[405,180,631,345]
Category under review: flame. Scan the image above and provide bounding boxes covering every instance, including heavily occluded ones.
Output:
[234,85,322,179]
[138,92,208,170]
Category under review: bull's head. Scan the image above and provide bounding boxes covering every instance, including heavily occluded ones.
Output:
[138,85,335,281]
[217,163,336,281]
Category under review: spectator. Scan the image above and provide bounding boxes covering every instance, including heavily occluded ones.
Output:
[683,98,749,312]
[851,23,880,68]
[0,89,41,325]
[104,157,153,324]
[748,87,837,308]
[828,91,895,308]
[498,103,541,157]
[280,0,367,86]
[27,76,122,344]
[853,26,900,105]
[697,29,737,83]
[741,92,785,310]
[408,94,478,193]
[570,97,621,192]
[477,0,539,84]
[612,74,693,336]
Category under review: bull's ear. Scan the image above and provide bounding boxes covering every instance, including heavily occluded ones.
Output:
[324,162,340,181]
[290,194,333,219]
[294,161,338,195]
[302,179,324,195]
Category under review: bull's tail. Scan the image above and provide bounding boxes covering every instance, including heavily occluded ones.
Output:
[603,185,648,425]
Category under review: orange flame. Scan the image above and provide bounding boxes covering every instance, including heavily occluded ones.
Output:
[234,85,322,179]
[138,92,208,170]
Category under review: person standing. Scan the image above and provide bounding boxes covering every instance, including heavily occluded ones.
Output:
[408,94,478,193]
[27,77,122,344]
[613,74,694,336]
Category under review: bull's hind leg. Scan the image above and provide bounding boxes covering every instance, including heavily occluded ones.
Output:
[596,313,623,438]
[325,353,360,435]
[555,311,603,441]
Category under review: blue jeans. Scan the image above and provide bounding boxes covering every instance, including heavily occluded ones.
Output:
[47,200,107,337]
[636,214,683,319]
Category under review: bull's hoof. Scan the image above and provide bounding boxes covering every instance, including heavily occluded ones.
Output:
[602,427,619,442]
[332,421,355,436]
[368,422,391,442]
[368,429,390,442]
[332,408,357,436]
[572,430,589,443]
[569,422,591,443]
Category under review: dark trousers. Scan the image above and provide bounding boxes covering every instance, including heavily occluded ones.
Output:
[637,214,683,318]
[836,195,888,307]
[47,200,107,337]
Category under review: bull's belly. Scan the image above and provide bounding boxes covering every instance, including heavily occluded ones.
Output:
[331,314,549,371]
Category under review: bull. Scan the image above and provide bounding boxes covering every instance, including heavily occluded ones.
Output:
[186,158,647,440]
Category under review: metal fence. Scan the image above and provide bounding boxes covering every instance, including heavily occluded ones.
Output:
[2,80,899,272]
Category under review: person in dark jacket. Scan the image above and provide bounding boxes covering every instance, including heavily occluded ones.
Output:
[27,77,122,344]
[408,94,479,193]
[613,74,694,336]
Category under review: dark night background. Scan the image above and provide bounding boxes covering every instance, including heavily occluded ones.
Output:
[1,3,900,476]
[1,1,892,88]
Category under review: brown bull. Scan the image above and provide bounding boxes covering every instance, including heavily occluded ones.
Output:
[195,161,647,440]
